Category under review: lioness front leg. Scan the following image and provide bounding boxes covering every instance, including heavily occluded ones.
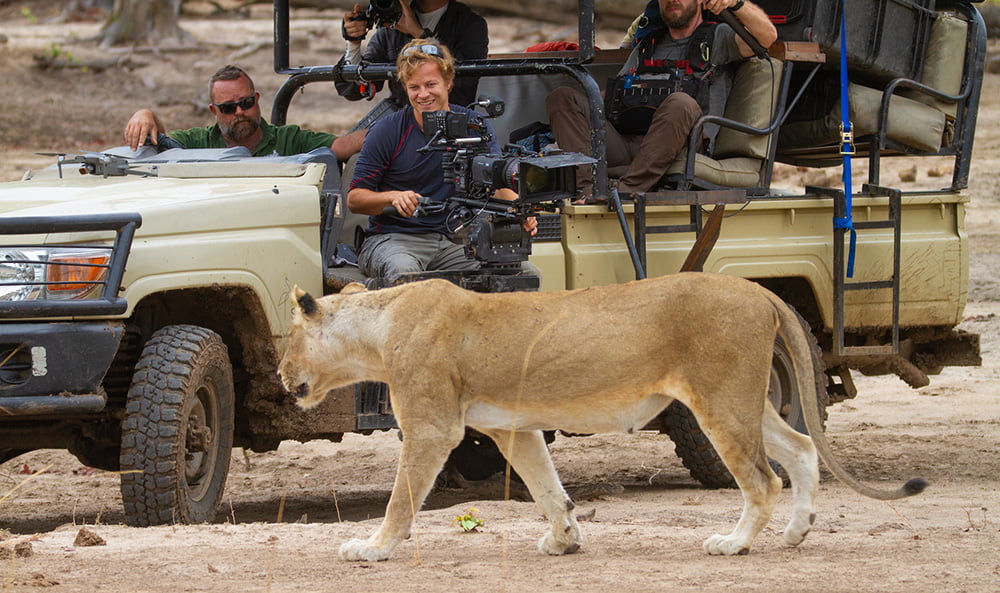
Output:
[478,428,582,555]
[340,425,462,562]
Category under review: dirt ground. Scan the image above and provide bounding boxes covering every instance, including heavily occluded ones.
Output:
[1,4,999,593]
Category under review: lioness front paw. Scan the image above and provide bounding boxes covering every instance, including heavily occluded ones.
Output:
[340,538,394,562]
[702,534,750,556]
[537,532,581,556]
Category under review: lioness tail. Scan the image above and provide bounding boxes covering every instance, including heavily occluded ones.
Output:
[769,291,928,501]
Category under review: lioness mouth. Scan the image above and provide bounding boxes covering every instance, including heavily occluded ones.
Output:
[294,383,309,399]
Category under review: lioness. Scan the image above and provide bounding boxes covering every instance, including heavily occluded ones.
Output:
[278,273,925,561]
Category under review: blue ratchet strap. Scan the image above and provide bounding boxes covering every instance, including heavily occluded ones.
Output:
[833,0,857,278]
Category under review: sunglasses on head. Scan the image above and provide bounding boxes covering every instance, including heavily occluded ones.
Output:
[212,94,256,115]
[401,43,443,58]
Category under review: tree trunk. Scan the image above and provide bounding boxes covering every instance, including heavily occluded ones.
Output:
[97,0,194,48]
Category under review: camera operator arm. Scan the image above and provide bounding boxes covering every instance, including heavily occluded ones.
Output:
[348,186,426,218]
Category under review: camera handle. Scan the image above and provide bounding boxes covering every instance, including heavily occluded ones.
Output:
[717,8,769,60]
[381,195,433,217]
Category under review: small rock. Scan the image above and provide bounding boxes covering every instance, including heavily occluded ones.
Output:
[73,527,106,547]
[0,541,33,559]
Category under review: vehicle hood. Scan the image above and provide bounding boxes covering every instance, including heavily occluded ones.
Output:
[0,168,324,236]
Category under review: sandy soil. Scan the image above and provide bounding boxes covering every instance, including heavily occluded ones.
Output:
[1,4,999,592]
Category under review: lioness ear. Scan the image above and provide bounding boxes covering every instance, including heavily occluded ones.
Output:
[341,282,368,295]
[292,285,319,317]
[325,278,368,295]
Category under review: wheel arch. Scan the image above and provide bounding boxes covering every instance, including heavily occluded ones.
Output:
[116,286,282,449]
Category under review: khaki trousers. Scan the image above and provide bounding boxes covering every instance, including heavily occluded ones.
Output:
[545,86,702,194]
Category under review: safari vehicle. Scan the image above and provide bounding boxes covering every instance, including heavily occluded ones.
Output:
[0,0,984,525]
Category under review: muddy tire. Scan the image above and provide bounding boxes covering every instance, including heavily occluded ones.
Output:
[662,317,828,489]
[120,325,234,526]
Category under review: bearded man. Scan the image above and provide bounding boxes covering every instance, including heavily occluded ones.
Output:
[545,0,777,199]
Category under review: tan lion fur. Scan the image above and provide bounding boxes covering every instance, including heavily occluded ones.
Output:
[277,272,921,561]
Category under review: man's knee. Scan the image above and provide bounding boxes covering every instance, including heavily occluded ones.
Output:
[546,86,581,114]
[359,236,422,280]
[659,93,702,124]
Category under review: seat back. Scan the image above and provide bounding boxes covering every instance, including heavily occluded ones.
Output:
[666,56,785,189]
[899,10,968,120]
[713,56,784,161]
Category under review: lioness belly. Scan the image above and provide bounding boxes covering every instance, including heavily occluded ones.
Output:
[464,393,672,434]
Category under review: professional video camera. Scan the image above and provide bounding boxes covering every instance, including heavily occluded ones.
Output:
[418,97,595,278]
[355,0,403,30]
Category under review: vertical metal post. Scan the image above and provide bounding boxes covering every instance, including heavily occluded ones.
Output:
[273,0,290,74]
[578,0,596,63]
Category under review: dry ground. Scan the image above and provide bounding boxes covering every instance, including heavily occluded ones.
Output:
[1,4,999,593]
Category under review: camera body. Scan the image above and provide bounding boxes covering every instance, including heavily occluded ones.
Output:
[419,100,594,274]
[361,0,403,29]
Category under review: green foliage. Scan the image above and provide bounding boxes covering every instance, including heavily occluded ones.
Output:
[452,508,485,532]
[20,7,37,23]
[46,44,80,65]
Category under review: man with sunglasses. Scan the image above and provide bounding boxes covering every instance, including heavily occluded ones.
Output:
[123,65,357,159]
[347,39,537,283]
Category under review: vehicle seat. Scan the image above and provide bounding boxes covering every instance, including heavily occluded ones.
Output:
[775,9,971,167]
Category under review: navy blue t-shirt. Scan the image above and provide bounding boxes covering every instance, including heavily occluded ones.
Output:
[350,104,502,236]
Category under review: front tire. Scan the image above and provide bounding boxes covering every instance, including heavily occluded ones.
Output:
[120,325,234,526]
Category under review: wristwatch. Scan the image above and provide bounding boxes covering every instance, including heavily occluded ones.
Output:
[732,0,745,11]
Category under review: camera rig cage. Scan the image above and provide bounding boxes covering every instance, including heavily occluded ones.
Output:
[411,97,593,290]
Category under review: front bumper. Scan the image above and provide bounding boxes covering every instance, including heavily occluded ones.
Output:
[0,321,124,415]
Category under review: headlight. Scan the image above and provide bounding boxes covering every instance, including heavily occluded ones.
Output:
[0,247,111,302]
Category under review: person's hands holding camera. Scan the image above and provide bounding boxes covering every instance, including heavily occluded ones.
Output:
[386,190,424,218]
[393,0,424,38]
[342,3,368,41]
[522,216,538,237]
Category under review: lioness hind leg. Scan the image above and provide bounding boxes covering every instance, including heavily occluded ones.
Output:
[692,404,782,556]
[477,428,582,556]
[340,424,463,562]
[761,404,819,546]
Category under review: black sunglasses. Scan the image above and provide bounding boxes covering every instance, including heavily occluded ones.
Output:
[212,94,256,115]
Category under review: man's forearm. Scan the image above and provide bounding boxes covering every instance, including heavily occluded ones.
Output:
[731,1,778,54]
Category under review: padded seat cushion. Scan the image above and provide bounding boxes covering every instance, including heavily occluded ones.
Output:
[666,154,762,188]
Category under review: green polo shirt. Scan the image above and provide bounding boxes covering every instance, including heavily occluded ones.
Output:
[167,119,335,156]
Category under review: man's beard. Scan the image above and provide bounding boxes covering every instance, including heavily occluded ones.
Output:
[221,116,260,143]
[662,1,699,29]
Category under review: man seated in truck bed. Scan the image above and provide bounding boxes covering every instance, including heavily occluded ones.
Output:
[545,0,776,198]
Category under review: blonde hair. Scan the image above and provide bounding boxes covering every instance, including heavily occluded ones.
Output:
[395,39,456,86]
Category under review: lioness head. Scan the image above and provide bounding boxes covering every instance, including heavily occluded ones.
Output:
[277,282,369,409]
